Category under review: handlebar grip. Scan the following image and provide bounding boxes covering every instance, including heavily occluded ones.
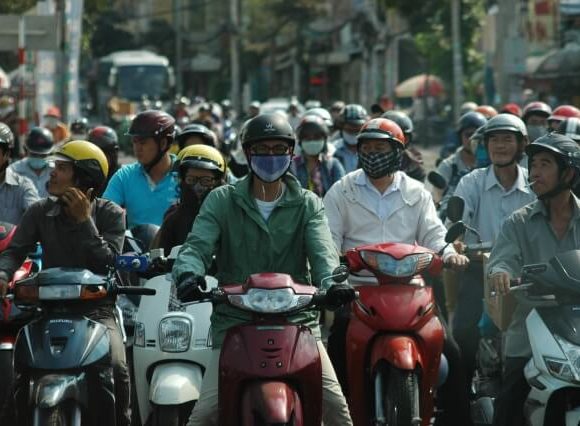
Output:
[118,287,156,296]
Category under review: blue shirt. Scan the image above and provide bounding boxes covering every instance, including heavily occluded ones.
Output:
[103,160,178,228]
[332,139,359,173]
[452,165,536,244]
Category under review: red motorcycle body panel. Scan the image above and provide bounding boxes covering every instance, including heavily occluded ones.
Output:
[346,284,444,426]
[218,276,322,426]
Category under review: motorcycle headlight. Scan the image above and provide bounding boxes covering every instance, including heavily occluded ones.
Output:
[134,322,145,347]
[228,288,312,314]
[360,251,433,277]
[549,335,580,382]
[38,285,82,300]
[159,316,192,352]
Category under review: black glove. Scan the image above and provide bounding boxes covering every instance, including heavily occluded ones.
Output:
[176,274,207,302]
[326,283,357,311]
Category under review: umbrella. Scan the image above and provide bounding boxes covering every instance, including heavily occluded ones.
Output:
[395,74,445,98]
[533,42,580,79]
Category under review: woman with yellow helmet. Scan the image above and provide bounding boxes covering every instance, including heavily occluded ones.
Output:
[153,144,227,254]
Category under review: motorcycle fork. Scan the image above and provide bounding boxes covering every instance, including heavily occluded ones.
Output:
[374,371,386,424]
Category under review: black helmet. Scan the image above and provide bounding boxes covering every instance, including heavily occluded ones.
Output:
[381,110,414,143]
[342,104,368,126]
[26,127,54,155]
[557,117,580,144]
[526,133,580,170]
[457,111,487,134]
[0,123,14,151]
[88,126,119,152]
[241,113,295,148]
[127,110,176,145]
[176,123,217,149]
[69,117,89,135]
[296,115,329,141]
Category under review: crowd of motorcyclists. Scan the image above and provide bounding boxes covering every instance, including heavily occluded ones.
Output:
[1,91,580,426]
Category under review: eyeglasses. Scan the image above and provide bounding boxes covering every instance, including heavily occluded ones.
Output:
[184,176,217,186]
[249,144,291,155]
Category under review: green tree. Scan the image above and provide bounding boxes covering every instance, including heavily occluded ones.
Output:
[382,0,486,99]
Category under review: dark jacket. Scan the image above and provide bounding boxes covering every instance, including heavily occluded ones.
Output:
[0,197,125,281]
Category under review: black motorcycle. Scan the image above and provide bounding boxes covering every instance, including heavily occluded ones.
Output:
[10,266,155,426]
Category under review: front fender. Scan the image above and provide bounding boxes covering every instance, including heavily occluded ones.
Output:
[371,335,421,371]
[33,373,87,409]
[149,362,203,405]
[241,381,298,424]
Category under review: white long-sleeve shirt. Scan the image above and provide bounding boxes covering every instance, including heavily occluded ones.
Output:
[323,170,455,259]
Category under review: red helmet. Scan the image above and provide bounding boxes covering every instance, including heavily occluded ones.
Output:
[474,105,498,119]
[357,118,406,148]
[522,101,552,121]
[127,110,176,144]
[44,106,61,119]
[500,103,522,117]
[548,105,580,123]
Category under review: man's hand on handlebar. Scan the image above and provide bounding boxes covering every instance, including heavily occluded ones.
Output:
[490,271,511,295]
[326,283,357,311]
[176,275,207,302]
[445,253,469,271]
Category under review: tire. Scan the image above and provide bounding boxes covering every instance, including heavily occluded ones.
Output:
[0,350,14,423]
[151,405,180,426]
[38,406,67,426]
[383,368,421,426]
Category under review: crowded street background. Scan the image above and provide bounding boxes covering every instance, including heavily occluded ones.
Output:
[1,1,580,426]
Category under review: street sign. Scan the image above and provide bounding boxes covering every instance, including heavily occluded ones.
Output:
[0,15,59,51]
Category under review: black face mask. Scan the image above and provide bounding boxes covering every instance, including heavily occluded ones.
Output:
[179,182,212,209]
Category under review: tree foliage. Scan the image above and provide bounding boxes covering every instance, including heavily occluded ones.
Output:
[382,0,486,99]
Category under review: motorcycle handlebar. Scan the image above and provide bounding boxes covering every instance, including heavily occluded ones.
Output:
[117,287,156,296]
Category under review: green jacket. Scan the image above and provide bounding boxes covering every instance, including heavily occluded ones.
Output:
[172,173,340,347]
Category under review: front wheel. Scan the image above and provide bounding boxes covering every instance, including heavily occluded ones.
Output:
[151,403,194,426]
[383,368,421,426]
[37,406,67,426]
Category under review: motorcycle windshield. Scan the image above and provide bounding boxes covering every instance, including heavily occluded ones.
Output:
[36,267,106,286]
[549,250,580,297]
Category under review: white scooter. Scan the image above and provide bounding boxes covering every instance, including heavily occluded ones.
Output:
[124,246,215,426]
[511,250,580,425]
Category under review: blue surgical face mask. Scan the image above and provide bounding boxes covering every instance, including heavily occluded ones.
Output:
[27,156,48,170]
[249,155,292,183]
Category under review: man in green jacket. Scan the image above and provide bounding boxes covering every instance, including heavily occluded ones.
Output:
[173,113,355,425]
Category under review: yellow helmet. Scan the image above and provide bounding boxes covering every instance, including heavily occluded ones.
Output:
[176,144,226,176]
[52,140,109,187]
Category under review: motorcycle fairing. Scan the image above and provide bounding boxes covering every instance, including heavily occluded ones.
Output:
[218,323,321,426]
[15,316,110,370]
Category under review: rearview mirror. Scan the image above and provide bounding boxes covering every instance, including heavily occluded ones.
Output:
[428,171,447,190]
[445,221,466,243]
[331,265,350,283]
[447,196,465,223]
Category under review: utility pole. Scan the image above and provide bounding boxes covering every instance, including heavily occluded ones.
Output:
[55,0,67,120]
[451,0,463,123]
[230,0,241,112]
[173,0,183,96]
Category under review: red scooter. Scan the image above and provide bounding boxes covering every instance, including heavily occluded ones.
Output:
[201,271,354,425]
[0,222,37,422]
[342,240,449,426]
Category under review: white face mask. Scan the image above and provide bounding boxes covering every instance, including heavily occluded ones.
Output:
[45,117,58,129]
[342,131,358,146]
[301,139,325,156]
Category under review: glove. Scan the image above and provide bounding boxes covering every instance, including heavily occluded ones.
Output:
[176,274,207,302]
[326,283,357,311]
